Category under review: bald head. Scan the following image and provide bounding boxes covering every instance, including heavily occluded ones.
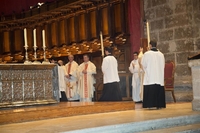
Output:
[68,55,74,62]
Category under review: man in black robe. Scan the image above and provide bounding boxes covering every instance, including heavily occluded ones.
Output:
[99,47,122,101]
[141,41,166,109]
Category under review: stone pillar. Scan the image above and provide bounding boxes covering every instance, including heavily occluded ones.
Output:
[188,59,200,111]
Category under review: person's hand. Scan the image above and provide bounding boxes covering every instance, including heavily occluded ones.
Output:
[66,74,70,79]
[82,70,87,74]
[139,47,143,52]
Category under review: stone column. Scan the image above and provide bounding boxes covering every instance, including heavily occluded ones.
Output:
[188,59,200,111]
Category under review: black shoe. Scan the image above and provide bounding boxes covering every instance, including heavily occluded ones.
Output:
[135,101,143,103]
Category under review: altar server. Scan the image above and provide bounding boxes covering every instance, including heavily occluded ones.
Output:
[99,47,122,101]
[77,54,96,102]
[57,60,68,101]
[65,55,79,101]
[58,60,66,70]
[129,52,142,103]
[141,40,166,109]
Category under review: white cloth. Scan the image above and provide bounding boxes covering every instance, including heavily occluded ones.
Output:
[129,59,142,102]
[80,98,92,102]
[58,65,67,98]
[65,61,79,100]
[102,55,120,84]
[141,50,165,86]
[138,51,144,100]
[77,61,96,101]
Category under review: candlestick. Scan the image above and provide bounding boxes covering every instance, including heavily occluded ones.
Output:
[24,45,31,64]
[42,47,50,64]
[100,31,104,57]
[23,28,31,64]
[24,28,28,47]
[42,30,46,48]
[33,29,36,47]
[32,46,41,64]
[41,29,49,64]
[32,28,41,64]
[146,20,150,47]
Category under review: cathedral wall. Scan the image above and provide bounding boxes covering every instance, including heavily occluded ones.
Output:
[144,0,200,102]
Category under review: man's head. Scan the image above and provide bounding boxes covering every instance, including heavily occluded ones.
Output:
[49,56,57,63]
[104,47,112,56]
[83,54,90,62]
[149,40,157,49]
[133,52,138,60]
[58,60,64,66]
[68,55,74,62]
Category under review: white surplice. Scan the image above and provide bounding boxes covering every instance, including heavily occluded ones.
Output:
[77,61,96,102]
[65,61,79,100]
[58,65,67,98]
[102,56,120,84]
[129,59,142,102]
[141,50,165,86]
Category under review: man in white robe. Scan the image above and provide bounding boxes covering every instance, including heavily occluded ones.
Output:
[141,40,166,109]
[129,52,142,103]
[77,54,96,102]
[57,60,68,101]
[99,47,122,101]
[65,55,79,101]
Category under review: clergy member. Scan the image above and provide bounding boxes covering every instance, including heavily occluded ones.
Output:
[57,60,68,101]
[77,54,96,102]
[99,47,122,101]
[129,52,142,103]
[141,40,166,109]
[65,55,79,101]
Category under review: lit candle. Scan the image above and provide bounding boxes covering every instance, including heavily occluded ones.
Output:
[33,29,37,47]
[24,28,28,47]
[100,31,104,57]
[146,20,150,47]
[42,30,46,48]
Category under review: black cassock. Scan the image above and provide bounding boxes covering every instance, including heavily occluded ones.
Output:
[143,84,166,108]
[99,82,122,101]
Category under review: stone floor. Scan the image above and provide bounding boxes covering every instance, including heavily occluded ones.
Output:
[0,102,199,133]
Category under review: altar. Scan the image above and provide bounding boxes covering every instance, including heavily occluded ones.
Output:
[0,64,59,108]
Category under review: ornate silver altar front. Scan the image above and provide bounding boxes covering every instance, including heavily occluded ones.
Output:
[0,64,59,108]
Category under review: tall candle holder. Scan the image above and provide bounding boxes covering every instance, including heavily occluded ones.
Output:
[42,46,50,64]
[24,46,31,64]
[100,31,104,57]
[32,46,41,64]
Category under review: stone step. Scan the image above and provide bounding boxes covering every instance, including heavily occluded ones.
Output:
[140,123,200,133]
[62,114,200,133]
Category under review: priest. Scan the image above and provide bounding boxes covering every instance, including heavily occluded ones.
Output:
[77,54,96,102]
[65,55,79,101]
[141,40,166,109]
[99,47,122,101]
